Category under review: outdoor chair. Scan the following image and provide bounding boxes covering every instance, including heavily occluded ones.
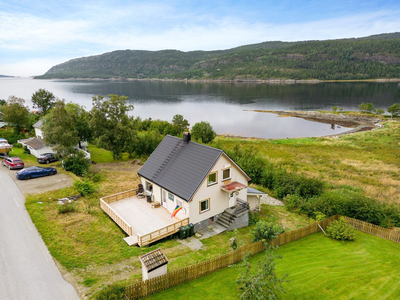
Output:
[137,184,145,198]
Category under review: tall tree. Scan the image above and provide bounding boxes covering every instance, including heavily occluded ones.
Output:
[42,100,80,156]
[90,94,134,160]
[172,114,190,135]
[387,103,400,120]
[31,89,56,115]
[65,103,91,149]
[2,96,30,133]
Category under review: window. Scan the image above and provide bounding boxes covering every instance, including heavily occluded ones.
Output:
[168,192,174,201]
[200,198,210,213]
[145,181,153,192]
[176,199,183,207]
[222,168,231,181]
[208,171,217,186]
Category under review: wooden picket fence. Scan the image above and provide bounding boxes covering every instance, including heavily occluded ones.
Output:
[125,214,400,299]
[342,216,400,244]
[125,214,339,299]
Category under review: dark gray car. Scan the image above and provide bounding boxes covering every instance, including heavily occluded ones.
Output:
[37,153,58,164]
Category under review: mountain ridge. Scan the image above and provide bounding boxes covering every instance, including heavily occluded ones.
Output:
[36,32,400,80]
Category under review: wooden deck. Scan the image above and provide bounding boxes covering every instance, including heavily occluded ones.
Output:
[100,190,189,246]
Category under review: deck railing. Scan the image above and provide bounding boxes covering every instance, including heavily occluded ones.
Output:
[101,189,138,204]
[137,218,189,247]
[100,199,133,236]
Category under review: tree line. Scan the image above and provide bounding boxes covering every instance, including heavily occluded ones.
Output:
[0,89,216,173]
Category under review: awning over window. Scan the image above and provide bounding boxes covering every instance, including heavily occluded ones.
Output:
[220,181,247,193]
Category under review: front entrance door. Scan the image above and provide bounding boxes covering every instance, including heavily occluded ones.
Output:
[229,193,235,207]
[162,189,167,208]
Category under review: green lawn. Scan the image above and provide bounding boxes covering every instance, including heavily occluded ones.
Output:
[145,231,400,300]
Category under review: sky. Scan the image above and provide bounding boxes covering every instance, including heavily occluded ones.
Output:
[1,0,400,77]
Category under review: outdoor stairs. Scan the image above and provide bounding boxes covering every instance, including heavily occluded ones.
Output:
[216,199,250,230]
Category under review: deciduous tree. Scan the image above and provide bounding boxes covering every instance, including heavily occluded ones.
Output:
[65,103,91,149]
[90,94,134,160]
[191,121,216,143]
[237,247,287,300]
[387,103,400,120]
[172,114,190,135]
[2,96,30,133]
[31,89,56,115]
[42,100,80,156]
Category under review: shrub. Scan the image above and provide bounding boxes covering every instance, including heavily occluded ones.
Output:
[95,284,126,300]
[249,211,259,226]
[63,151,90,176]
[23,145,30,154]
[57,202,76,214]
[251,220,283,243]
[326,217,356,241]
[74,179,96,196]
[13,143,23,148]
[191,121,216,144]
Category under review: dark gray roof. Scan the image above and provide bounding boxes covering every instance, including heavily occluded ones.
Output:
[247,187,266,195]
[138,135,223,202]
[33,119,43,129]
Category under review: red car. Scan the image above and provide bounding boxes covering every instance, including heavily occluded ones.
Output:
[2,157,25,170]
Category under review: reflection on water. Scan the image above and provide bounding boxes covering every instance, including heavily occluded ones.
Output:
[1,78,399,139]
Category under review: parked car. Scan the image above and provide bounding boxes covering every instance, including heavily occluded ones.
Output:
[37,153,58,164]
[2,157,25,170]
[16,166,57,180]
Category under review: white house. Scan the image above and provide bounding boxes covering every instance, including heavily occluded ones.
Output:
[31,119,91,159]
[100,133,266,246]
[18,137,54,158]
[137,133,255,231]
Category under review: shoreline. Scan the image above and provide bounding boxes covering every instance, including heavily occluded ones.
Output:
[219,110,384,140]
[32,77,400,84]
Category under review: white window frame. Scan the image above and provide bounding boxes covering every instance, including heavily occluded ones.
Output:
[222,168,231,181]
[207,171,218,186]
[199,198,210,214]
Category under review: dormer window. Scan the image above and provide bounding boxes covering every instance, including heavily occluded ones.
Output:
[207,171,217,186]
[222,168,231,181]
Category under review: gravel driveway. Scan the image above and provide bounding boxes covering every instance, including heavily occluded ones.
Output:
[0,164,74,195]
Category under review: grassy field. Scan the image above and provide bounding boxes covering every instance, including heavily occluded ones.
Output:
[212,121,400,203]
[145,231,400,300]
[22,122,400,298]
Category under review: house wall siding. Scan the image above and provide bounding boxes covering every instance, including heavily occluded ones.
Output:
[189,154,248,226]
[140,177,189,219]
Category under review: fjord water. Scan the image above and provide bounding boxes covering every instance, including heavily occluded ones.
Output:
[1,78,399,139]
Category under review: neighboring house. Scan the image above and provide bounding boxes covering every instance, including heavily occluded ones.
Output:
[100,133,266,246]
[32,119,90,159]
[18,137,54,158]
[0,112,7,128]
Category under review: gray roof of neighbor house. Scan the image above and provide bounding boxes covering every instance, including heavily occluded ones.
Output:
[138,135,227,202]
[247,187,266,194]
[33,119,43,129]
[19,137,46,150]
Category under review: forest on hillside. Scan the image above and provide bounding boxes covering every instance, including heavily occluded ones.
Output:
[36,33,400,81]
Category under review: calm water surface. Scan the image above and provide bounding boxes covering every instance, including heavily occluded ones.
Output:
[1,78,399,139]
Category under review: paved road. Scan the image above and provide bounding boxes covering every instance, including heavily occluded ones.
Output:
[0,169,80,300]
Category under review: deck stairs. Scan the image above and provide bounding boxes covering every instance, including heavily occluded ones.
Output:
[216,199,250,230]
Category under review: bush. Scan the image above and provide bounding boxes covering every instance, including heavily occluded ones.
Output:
[63,151,90,176]
[57,202,76,214]
[191,121,216,144]
[251,220,283,243]
[249,211,259,226]
[74,179,96,196]
[95,284,126,300]
[13,143,23,148]
[326,217,356,241]
[23,145,30,154]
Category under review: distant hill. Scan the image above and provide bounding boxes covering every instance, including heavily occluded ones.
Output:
[0,75,14,78]
[36,32,400,81]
